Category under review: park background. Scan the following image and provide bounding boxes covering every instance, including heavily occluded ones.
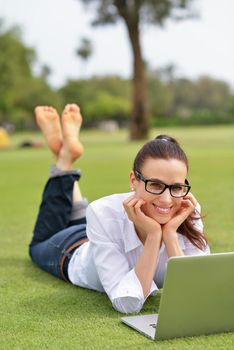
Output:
[0,0,234,349]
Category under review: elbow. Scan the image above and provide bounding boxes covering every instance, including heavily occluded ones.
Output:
[112,297,144,314]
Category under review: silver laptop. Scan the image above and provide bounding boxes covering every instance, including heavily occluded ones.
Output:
[121,252,234,340]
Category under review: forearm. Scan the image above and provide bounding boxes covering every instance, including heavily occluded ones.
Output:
[163,232,184,257]
[135,234,161,298]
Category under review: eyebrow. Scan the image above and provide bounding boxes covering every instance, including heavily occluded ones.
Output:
[146,177,185,185]
[146,177,164,182]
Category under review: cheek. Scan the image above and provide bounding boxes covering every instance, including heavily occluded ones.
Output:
[134,190,153,212]
[173,199,183,212]
[138,191,152,203]
[141,197,155,215]
[134,185,147,199]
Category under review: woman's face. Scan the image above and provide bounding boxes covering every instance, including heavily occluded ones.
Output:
[130,157,188,225]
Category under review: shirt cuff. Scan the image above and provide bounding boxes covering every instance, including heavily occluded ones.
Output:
[111,268,158,314]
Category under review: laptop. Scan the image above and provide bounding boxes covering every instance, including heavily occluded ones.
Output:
[121,252,234,340]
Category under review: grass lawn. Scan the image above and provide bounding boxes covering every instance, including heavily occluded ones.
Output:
[1,125,234,349]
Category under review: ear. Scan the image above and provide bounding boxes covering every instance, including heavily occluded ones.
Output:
[129,170,137,190]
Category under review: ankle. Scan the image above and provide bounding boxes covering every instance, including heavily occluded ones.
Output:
[49,165,81,179]
[56,146,74,170]
[56,160,73,171]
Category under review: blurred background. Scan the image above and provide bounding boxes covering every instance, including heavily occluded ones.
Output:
[0,0,233,142]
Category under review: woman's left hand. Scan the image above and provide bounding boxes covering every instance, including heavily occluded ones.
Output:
[162,193,197,238]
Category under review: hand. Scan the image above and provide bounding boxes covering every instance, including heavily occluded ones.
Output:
[162,193,197,238]
[123,195,162,243]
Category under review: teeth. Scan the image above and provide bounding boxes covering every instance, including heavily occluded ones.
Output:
[154,205,170,214]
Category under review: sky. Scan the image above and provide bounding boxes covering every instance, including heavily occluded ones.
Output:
[0,0,233,88]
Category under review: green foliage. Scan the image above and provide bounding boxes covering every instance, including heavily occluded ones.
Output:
[76,37,93,61]
[147,73,174,116]
[147,71,234,126]
[59,76,131,124]
[80,0,195,26]
[153,111,234,128]
[0,22,62,128]
[78,1,197,139]
[85,91,130,121]
[0,25,34,116]
[228,95,234,115]
[0,20,233,130]
[169,76,231,114]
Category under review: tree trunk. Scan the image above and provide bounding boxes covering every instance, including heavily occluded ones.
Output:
[125,22,149,140]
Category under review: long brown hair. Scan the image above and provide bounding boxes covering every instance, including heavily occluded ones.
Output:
[133,134,208,251]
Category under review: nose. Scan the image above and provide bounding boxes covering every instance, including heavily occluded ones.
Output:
[158,188,172,203]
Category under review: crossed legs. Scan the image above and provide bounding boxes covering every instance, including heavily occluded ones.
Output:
[35,104,84,201]
[29,104,88,281]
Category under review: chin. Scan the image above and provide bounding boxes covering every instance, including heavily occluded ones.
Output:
[155,217,170,225]
[150,213,172,225]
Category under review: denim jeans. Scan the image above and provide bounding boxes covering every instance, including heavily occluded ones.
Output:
[29,172,88,282]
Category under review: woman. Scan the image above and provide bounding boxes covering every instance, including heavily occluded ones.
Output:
[29,104,210,314]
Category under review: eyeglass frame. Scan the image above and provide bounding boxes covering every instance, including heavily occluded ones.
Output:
[134,170,191,198]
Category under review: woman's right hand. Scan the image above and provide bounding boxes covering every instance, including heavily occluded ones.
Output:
[123,195,162,243]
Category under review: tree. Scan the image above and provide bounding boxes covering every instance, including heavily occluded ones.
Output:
[0,23,35,121]
[59,75,131,124]
[76,37,93,77]
[40,64,51,81]
[78,0,196,140]
[77,37,93,61]
[193,76,230,111]
[0,21,61,128]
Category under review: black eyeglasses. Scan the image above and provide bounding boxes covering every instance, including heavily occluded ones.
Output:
[135,170,191,198]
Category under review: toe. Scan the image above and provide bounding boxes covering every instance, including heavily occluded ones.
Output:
[71,104,80,112]
[35,106,42,113]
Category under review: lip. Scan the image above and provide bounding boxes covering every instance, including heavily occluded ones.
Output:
[152,204,172,215]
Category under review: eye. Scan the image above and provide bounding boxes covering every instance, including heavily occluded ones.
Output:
[147,182,165,192]
[171,184,186,194]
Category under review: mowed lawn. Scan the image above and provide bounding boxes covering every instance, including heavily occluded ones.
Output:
[0,125,234,350]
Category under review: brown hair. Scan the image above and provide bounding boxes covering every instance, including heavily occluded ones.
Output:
[133,134,208,251]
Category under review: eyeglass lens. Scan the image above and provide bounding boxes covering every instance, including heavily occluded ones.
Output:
[146,181,188,197]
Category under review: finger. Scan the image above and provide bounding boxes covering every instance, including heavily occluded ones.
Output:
[134,198,146,208]
[183,193,197,207]
[181,199,195,213]
[123,194,146,209]
[123,195,138,206]
[174,208,193,225]
[134,206,147,220]
[184,200,196,216]
[124,198,139,209]
[123,198,141,220]
[133,199,146,216]
[124,197,146,222]
[128,198,145,215]
[182,196,196,209]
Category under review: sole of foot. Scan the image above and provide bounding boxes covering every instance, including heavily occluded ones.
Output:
[61,104,84,162]
[35,106,63,156]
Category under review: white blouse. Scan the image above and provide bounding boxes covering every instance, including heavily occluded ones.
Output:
[68,192,210,314]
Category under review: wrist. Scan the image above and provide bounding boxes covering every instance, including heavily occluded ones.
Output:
[162,230,178,242]
[163,235,184,257]
[145,231,162,244]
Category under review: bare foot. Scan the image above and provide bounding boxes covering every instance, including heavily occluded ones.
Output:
[56,104,84,170]
[35,106,63,156]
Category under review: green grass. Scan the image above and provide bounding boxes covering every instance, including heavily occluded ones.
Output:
[1,125,234,349]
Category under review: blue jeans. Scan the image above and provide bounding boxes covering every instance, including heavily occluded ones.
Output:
[29,172,88,282]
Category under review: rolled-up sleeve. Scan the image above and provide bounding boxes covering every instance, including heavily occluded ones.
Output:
[111,268,158,313]
[86,205,158,314]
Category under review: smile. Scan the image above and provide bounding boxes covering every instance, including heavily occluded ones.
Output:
[153,204,171,215]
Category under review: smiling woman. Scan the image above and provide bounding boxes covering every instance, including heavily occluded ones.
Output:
[29,104,210,314]
[130,136,207,251]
